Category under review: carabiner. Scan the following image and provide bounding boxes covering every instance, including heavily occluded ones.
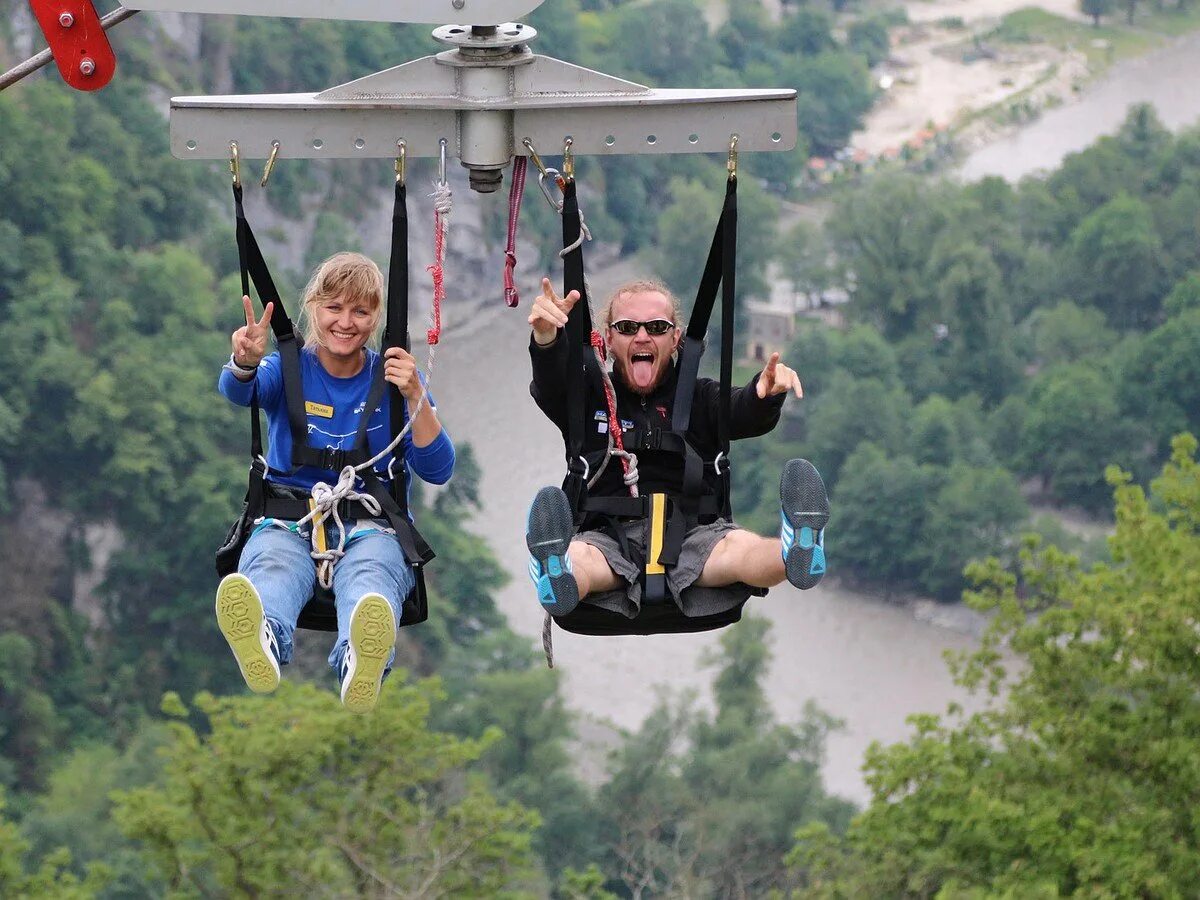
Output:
[563,136,575,181]
[522,138,567,211]
[727,133,739,182]
[259,140,280,188]
[229,140,241,188]
[395,139,406,186]
[438,137,448,186]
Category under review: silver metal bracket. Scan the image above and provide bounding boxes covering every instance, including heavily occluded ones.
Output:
[170,24,797,192]
[129,0,547,25]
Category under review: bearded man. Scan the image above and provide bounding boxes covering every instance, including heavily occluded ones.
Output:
[524,276,829,621]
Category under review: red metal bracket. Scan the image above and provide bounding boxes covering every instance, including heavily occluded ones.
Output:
[27,0,116,91]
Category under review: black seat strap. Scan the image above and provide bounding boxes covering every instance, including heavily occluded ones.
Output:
[560,179,595,519]
[234,184,309,456]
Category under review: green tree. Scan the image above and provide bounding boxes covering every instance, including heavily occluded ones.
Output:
[789,435,1200,896]
[1119,308,1200,451]
[597,619,853,897]
[0,791,109,899]
[805,373,912,487]
[113,684,541,898]
[1017,363,1141,510]
[655,172,777,307]
[847,18,891,68]
[930,241,1021,406]
[1026,299,1117,366]
[829,175,960,339]
[917,463,1028,601]
[791,52,874,156]
[831,444,938,589]
[1068,192,1166,329]
[1081,0,1116,24]
[779,7,837,57]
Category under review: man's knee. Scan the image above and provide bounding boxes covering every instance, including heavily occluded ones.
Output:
[568,540,619,594]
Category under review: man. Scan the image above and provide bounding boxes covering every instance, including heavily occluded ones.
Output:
[524,276,829,621]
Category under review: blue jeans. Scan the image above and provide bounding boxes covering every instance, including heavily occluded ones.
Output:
[238,518,414,676]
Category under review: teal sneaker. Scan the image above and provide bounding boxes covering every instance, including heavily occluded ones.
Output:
[526,486,580,616]
[779,459,830,590]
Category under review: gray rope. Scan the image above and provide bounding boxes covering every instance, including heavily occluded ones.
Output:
[542,611,555,669]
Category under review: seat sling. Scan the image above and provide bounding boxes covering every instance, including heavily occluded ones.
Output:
[215,177,434,632]
[550,174,764,637]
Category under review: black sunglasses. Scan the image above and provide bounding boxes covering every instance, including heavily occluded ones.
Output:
[609,318,676,337]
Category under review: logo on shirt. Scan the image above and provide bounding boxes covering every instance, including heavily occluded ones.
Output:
[594,410,633,434]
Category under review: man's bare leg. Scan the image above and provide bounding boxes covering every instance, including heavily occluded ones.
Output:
[567,540,621,599]
[695,529,786,589]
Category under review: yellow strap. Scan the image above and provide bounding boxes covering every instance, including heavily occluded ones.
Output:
[308,499,328,555]
[646,492,667,576]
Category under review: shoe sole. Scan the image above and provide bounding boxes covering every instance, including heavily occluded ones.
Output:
[214,574,280,694]
[780,459,830,590]
[526,486,580,617]
[342,594,396,714]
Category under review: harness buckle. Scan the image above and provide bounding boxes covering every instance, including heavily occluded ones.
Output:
[319,447,346,472]
[568,455,590,482]
[713,451,728,475]
[640,428,662,451]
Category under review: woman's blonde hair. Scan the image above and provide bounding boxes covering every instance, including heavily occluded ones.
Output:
[601,278,683,330]
[298,252,385,349]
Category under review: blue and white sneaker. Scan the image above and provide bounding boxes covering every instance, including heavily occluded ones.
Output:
[779,459,830,590]
[215,573,281,694]
[340,593,397,714]
[526,486,580,617]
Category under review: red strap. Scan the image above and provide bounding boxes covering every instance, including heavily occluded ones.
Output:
[592,333,635,492]
[426,208,445,345]
[503,157,528,307]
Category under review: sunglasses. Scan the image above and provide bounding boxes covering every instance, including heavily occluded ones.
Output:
[609,318,676,337]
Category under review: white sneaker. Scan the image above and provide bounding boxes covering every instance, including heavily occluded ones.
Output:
[340,593,397,714]
[214,573,281,694]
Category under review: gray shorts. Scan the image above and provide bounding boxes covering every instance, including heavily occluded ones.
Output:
[575,518,755,620]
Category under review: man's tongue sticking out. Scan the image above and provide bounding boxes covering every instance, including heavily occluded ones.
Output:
[630,351,656,391]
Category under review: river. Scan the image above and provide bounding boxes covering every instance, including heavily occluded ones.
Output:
[960,29,1200,181]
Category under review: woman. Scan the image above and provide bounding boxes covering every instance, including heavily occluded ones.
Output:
[215,252,454,713]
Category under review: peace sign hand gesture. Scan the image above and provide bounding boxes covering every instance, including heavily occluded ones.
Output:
[231,295,275,369]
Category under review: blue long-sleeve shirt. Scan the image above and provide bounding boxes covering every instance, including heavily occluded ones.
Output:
[219,349,454,499]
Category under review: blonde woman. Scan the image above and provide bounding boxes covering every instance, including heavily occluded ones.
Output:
[216,252,454,711]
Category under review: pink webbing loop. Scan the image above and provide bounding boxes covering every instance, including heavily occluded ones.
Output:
[503,156,528,307]
[426,205,445,345]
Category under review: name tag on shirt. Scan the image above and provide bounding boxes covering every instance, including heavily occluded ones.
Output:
[305,401,334,419]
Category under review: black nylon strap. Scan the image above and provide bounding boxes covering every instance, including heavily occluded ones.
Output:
[671,177,737,436]
[233,183,309,453]
[561,180,594,516]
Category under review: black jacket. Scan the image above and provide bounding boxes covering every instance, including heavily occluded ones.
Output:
[530,332,785,527]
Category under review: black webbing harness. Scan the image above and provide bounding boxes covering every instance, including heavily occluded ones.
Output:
[551,175,763,636]
[215,179,434,632]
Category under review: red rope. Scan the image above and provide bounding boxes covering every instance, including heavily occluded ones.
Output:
[426,206,445,345]
[503,156,528,307]
[592,331,635,493]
